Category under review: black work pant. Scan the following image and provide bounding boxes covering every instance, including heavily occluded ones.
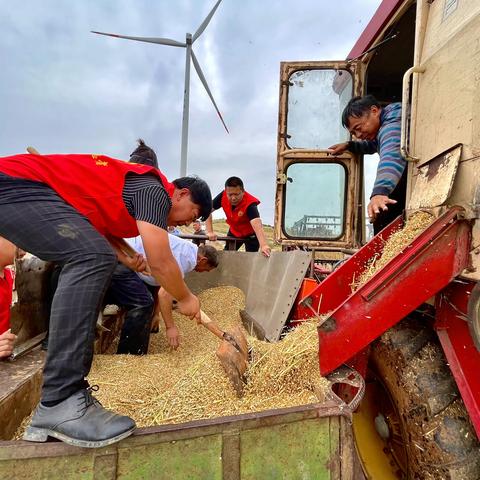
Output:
[0,173,116,403]
[225,230,260,252]
[104,263,154,354]
[47,263,155,355]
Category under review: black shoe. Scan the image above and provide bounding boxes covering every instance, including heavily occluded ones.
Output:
[23,385,136,448]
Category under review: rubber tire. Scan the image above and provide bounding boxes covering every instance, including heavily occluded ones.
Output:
[371,316,480,479]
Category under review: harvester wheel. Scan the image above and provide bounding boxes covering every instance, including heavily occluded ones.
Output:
[353,317,480,479]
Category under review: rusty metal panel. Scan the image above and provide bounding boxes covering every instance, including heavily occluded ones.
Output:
[0,402,357,479]
[186,250,311,341]
[240,417,337,479]
[116,434,223,480]
[0,349,44,440]
[0,453,96,480]
[409,144,461,209]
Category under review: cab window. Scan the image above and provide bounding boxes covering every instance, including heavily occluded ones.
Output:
[283,162,346,239]
[286,69,353,149]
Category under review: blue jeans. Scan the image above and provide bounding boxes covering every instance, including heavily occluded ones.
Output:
[104,263,154,355]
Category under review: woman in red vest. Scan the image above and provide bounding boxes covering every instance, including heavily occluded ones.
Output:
[0,152,212,448]
[206,176,271,257]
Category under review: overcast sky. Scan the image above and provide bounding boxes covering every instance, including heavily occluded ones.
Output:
[1,0,382,224]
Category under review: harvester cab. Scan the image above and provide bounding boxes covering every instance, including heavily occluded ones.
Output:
[272,0,480,478]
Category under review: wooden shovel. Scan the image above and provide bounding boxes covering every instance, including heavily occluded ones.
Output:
[199,310,248,397]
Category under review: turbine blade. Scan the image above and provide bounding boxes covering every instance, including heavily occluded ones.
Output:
[192,0,222,43]
[191,50,229,133]
[91,31,186,48]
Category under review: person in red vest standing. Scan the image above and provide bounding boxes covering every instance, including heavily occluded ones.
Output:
[206,177,271,257]
[0,151,212,448]
[0,237,18,359]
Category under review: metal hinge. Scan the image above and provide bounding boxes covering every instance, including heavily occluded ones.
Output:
[276,173,293,184]
[277,173,288,184]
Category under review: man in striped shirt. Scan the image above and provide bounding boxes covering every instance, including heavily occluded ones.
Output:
[0,152,212,448]
[329,95,406,234]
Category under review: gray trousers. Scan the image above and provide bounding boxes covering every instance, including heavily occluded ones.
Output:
[0,173,116,402]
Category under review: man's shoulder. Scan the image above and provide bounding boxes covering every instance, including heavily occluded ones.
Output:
[382,103,402,123]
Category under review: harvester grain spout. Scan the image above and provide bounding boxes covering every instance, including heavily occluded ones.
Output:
[295,207,471,375]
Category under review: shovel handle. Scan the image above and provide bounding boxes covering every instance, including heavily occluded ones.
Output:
[26,146,40,155]
[199,310,225,342]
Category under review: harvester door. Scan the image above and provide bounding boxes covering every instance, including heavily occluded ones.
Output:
[275,61,364,250]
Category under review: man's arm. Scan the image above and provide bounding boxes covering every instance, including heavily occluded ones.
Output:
[369,106,405,221]
[106,235,148,272]
[205,214,217,241]
[137,221,200,320]
[328,140,378,155]
[158,288,179,349]
[250,218,271,257]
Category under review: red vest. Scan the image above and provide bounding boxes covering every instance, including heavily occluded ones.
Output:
[0,268,13,334]
[221,190,260,237]
[0,153,175,238]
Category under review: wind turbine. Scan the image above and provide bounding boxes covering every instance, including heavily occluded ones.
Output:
[92,0,228,176]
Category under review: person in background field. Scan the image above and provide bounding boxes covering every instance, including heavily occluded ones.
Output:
[0,151,211,448]
[129,138,158,168]
[125,234,219,349]
[328,95,405,234]
[206,176,271,257]
[0,237,19,359]
[192,220,206,246]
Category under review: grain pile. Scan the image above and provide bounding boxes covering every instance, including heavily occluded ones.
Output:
[85,286,330,427]
[353,211,434,290]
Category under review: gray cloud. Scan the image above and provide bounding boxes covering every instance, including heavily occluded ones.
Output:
[1,0,381,223]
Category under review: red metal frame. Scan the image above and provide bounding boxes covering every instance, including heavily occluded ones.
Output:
[294,216,403,320]
[435,281,480,438]
[317,208,470,375]
[347,0,404,60]
[291,208,470,376]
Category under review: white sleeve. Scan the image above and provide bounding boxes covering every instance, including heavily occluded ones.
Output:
[124,236,145,256]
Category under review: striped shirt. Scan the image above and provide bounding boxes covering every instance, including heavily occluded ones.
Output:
[122,173,172,230]
[347,103,405,197]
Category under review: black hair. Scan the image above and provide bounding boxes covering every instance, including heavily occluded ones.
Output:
[225,176,244,190]
[341,95,381,128]
[129,139,158,168]
[172,175,212,221]
[198,245,219,268]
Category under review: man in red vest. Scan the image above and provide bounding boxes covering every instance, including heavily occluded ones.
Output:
[206,176,271,257]
[0,152,212,448]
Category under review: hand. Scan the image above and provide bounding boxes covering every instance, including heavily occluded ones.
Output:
[125,253,149,273]
[367,195,398,222]
[207,231,217,241]
[0,330,16,359]
[166,325,180,350]
[177,292,201,321]
[260,244,271,257]
[327,142,349,155]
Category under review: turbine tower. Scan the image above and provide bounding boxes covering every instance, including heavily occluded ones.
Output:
[92,0,228,176]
